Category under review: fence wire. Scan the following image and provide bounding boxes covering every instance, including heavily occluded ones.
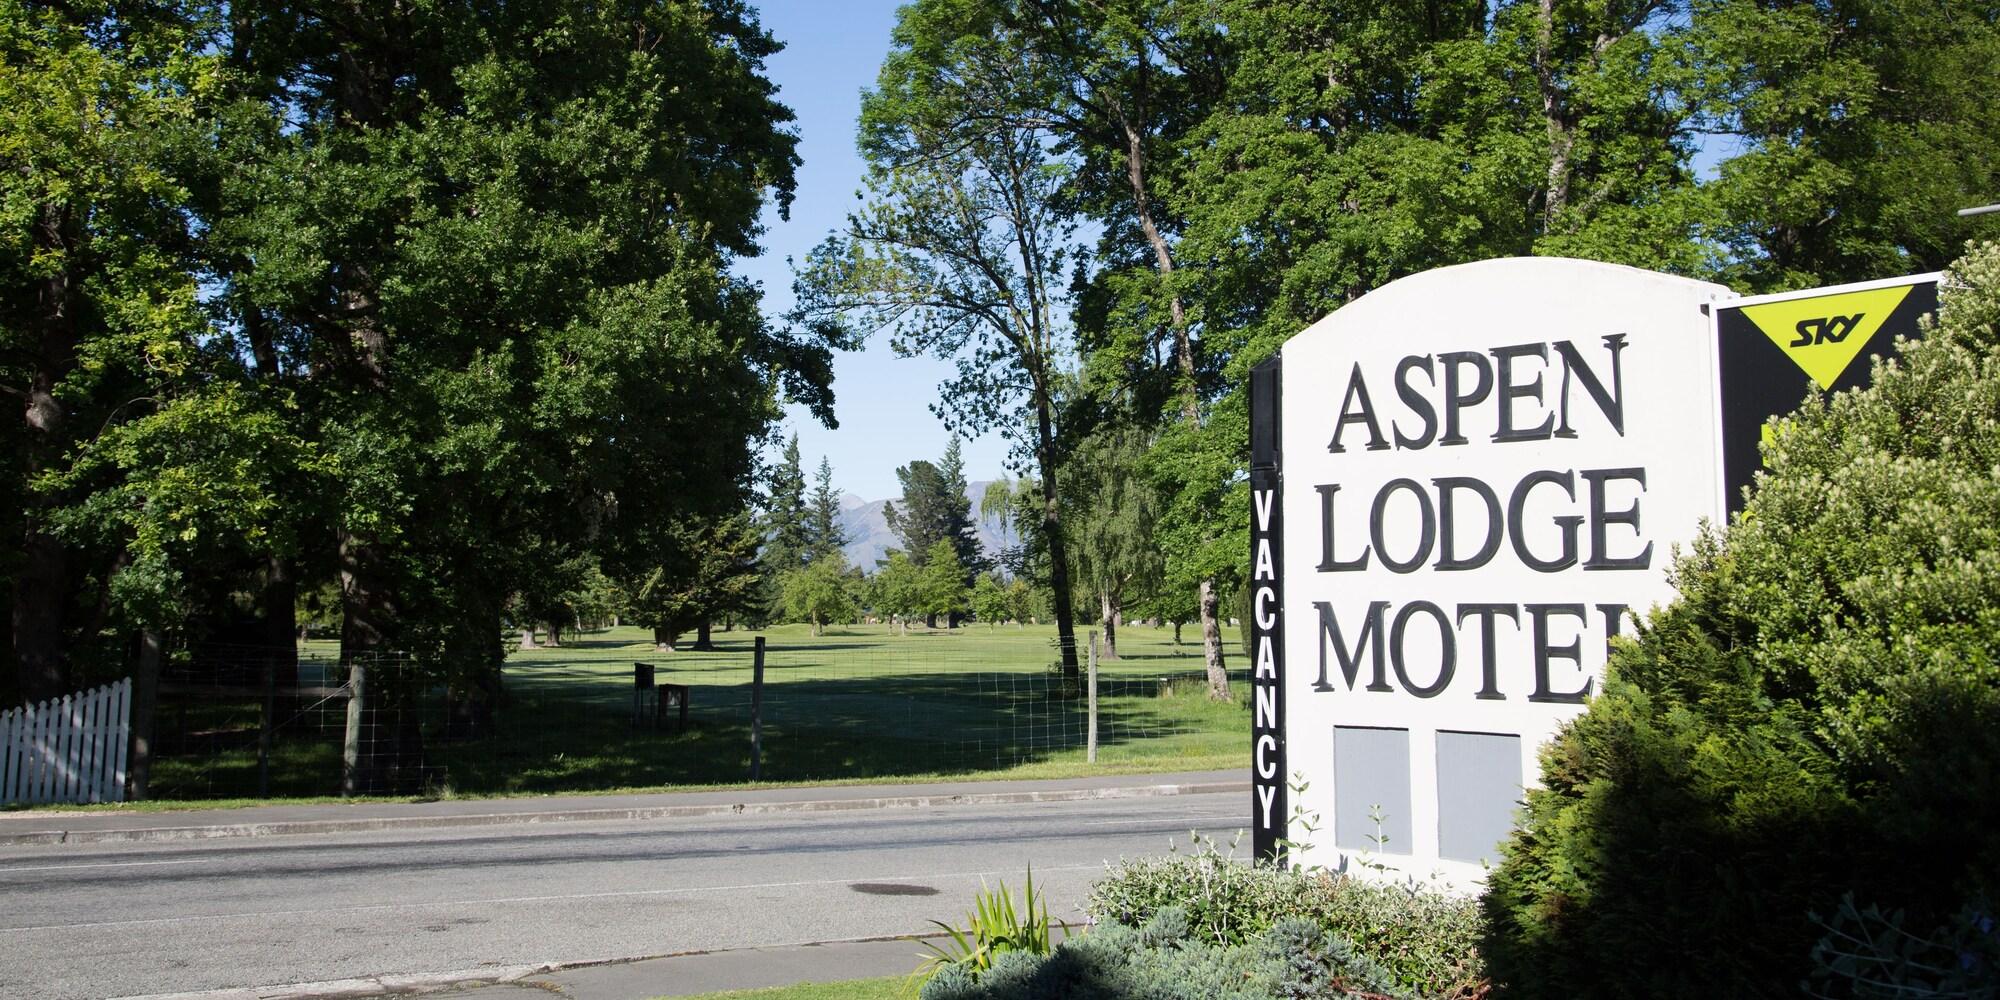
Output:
[137,623,1248,800]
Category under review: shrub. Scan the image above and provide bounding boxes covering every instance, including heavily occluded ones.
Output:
[1087,837,1484,997]
[1482,244,2000,998]
[919,869,1054,980]
[918,913,1414,1000]
[1806,894,2000,999]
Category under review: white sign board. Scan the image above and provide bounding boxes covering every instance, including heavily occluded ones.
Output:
[1253,257,1732,887]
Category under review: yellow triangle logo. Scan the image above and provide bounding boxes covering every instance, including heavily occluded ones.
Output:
[1737,285,1914,390]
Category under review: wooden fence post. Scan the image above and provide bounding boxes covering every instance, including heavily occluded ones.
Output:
[342,661,366,797]
[1087,631,1099,764]
[127,631,159,800]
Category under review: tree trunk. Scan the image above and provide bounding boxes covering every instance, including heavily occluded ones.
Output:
[13,529,67,702]
[652,625,676,651]
[445,598,502,739]
[1099,591,1121,660]
[546,621,562,647]
[1118,116,1199,426]
[1536,0,1572,228]
[336,524,395,663]
[520,627,537,650]
[126,629,162,800]
[692,621,714,651]
[1200,580,1230,700]
[1035,409,1082,683]
[1173,621,1183,645]
[13,202,80,703]
[1118,110,1224,691]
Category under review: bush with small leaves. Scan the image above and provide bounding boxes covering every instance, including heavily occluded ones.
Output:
[1484,246,2000,998]
[922,914,1441,1000]
[920,963,982,1000]
[1087,837,1483,997]
[1262,918,1403,999]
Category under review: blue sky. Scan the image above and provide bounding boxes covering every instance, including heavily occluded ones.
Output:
[733,0,1016,501]
[732,1,1747,501]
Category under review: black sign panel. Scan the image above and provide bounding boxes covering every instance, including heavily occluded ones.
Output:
[1716,277,1939,512]
[1249,354,1286,864]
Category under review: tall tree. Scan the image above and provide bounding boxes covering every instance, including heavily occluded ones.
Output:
[764,435,811,575]
[806,455,846,564]
[881,442,984,625]
[627,511,762,651]
[1697,0,2000,290]
[918,538,971,627]
[1064,425,1162,664]
[190,1,826,788]
[979,477,1019,574]
[859,0,1242,688]
[1,1,227,702]
[872,549,925,634]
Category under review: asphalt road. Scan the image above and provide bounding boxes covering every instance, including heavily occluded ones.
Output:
[0,792,1248,999]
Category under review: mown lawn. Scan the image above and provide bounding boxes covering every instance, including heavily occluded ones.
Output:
[659,975,908,1000]
[139,622,1249,801]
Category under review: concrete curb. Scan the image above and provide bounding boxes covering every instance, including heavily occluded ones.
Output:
[104,931,971,1000]
[3,779,1246,847]
[105,960,567,999]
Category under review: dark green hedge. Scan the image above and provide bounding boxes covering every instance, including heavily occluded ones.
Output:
[1482,244,2000,998]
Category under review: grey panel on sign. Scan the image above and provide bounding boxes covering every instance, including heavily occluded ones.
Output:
[1436,730,1523,864]
[1332,726,1411,854]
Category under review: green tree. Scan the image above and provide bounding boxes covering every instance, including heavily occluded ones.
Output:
[1484,243,2000,997]
[760,434,812,618]
[781,554,856,637]
[872,550,926,635]
[806,455,847,564]
[970,573,1009,628]
[919,538,971,626]
[793,69,1084,673]
[1698,0,2000,290]
[213,0,817,673]
[883,438,985,583]
[626,511,763,651]
[1065,425,1164,666]
[0,1,229,702]
[1004,577,1037,628]
[873,0,1242,686]
[979,477,1020,573]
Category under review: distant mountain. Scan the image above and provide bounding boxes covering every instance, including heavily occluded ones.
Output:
[837,479,1013,571]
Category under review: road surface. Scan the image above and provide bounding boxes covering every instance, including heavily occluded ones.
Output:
[0,791,1247,999]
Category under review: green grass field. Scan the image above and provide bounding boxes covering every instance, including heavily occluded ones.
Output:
[142,622,1250,801]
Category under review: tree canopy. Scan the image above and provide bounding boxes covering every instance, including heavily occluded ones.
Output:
[2,1,833,733]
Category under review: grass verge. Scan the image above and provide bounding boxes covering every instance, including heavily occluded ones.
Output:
[650,975,908,1000]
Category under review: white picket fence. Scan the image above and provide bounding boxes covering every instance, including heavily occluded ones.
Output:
[0,678,131,804]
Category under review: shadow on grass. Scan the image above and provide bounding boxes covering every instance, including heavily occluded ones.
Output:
[142,660,1247,799]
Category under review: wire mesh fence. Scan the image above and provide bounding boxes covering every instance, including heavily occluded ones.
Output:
[137,622,1249,800]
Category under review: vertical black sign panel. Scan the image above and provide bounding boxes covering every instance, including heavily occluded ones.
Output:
[1249,354,1286,864]
[1717,277,1938,513]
